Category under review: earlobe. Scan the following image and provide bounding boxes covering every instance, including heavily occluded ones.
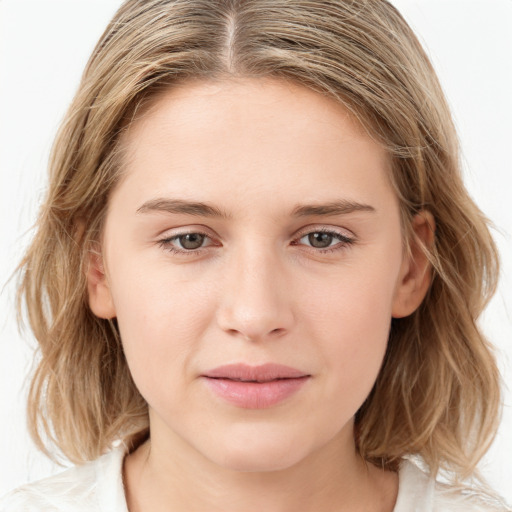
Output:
[86,245,116,319]
[392,211,435,319]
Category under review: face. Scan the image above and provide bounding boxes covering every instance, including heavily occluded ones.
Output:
[89,78,430,473]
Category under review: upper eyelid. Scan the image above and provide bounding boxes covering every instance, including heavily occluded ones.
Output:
[158,225,215,239]
[158,225,354,240]
[160,231,215,247]
[294,225,356,240]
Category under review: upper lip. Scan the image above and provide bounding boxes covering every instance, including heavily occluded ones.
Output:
[202,363,310,382]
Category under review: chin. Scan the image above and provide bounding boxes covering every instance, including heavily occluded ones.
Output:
[205,427,313,473]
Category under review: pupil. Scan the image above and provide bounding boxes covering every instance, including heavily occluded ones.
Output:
[308,232,333,248]
[179,233,205,250]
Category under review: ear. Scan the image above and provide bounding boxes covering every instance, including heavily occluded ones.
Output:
[392,211,435,319]
[86,244,116,319]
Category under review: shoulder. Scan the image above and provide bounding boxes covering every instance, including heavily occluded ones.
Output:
[0,445,128,512]
[395,459,512,512]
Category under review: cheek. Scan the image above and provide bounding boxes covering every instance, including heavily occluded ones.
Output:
[107,257,217,403]
[302,256,401,401]
[304,255,399,340]
[110,248,215,333]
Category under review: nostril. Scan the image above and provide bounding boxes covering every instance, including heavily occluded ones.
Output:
[223,327,287,342]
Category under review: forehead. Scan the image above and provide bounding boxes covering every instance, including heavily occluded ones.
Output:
[114,77,394,216]
[126,77,373,150]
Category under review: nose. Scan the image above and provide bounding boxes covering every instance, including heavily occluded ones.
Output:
[215,244,295,342]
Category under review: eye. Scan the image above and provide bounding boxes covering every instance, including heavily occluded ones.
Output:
[302,232,336,249]
[175,233,207,250]
[295,228,355,252]
[158,231,215,254]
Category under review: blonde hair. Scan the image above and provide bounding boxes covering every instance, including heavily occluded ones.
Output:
[17,0,500,480]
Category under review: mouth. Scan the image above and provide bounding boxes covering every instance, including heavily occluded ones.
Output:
[202,362,309,381]
[201,363,311,409]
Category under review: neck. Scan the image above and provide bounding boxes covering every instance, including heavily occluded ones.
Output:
[123,424,398,512]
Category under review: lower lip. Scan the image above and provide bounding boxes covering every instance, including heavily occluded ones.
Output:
[202,376,310,409]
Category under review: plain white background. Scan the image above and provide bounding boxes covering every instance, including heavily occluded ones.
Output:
[1,0,511,503]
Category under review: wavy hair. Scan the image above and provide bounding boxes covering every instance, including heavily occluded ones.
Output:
[17,0,500,481]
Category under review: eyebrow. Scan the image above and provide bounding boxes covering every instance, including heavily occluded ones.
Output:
[136,198,231,218]
[291,200,376,217]
[136,198,376,218]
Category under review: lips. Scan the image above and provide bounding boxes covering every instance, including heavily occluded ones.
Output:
[201,363,310,409]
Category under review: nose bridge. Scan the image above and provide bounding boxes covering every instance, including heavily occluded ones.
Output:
[216,238,294,341]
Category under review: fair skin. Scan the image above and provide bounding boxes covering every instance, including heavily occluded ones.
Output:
[87,78,433,512]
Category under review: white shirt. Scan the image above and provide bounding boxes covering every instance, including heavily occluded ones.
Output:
[1,446,510,511]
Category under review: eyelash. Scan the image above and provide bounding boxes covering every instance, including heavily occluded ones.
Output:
[292,228,355,254]
[157,228,355,257]
[158,231,216,256]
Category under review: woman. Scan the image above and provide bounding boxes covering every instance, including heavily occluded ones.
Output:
[1,0,510,510]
